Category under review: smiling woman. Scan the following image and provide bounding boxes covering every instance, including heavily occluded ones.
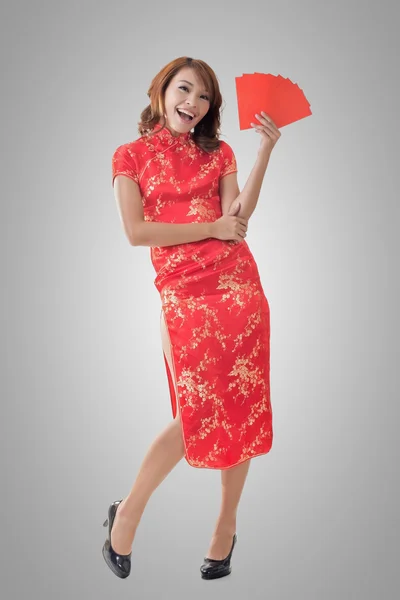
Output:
[106,56,274,581]
[162,68,211,136]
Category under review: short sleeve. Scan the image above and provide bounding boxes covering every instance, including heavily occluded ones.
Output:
[219,141,238,180]
[111,144,140,187]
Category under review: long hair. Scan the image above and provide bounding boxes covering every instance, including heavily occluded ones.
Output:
[138,57,225,153]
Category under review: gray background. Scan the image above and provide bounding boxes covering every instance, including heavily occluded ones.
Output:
[1,0,398,598]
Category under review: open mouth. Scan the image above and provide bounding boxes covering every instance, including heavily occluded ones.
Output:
[176,109,194,123]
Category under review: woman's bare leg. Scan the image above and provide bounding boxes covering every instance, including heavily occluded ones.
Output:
[206,459,251,560]
[110,414,184,555]
[110,310,183,555]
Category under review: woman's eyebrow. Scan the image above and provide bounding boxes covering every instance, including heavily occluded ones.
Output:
[178,79,209,93]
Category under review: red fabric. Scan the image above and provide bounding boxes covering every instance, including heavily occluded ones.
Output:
[112,123,273,469]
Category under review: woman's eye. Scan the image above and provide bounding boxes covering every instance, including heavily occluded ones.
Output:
[179,86,209,101]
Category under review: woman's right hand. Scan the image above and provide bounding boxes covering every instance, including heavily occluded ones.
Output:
[211,202,248,242]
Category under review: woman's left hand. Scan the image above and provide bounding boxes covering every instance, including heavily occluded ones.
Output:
[251,112,281,157]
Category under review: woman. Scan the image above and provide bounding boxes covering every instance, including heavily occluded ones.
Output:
[103,56,281,580]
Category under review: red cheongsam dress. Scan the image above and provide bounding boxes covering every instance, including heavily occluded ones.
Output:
[112,122,273,469]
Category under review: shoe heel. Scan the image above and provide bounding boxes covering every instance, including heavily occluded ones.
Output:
[102,500,132,579]
[200,533,237,580]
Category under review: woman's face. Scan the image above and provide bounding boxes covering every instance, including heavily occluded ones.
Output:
[163,67,211,136]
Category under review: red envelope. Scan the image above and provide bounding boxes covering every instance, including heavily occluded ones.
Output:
[235,73,312,130]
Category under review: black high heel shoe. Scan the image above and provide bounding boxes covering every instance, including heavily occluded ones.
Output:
[200,533,237,580]
[102,500,132,579]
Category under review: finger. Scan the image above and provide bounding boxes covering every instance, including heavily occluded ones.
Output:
[260,111,278,130]
[256,125,279,140]
[255,128,272,138]
[252,122,273,136]
[255,114,273,128]
[251,120,273,132]
[256,119,276,135]
[256,116,280,137]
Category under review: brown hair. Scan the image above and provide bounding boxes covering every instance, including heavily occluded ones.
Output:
[138,57,225,153]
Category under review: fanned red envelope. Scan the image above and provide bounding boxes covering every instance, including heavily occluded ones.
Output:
[235,73,312,130]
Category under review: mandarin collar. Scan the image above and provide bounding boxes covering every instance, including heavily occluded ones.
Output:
[146,122,192,146]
